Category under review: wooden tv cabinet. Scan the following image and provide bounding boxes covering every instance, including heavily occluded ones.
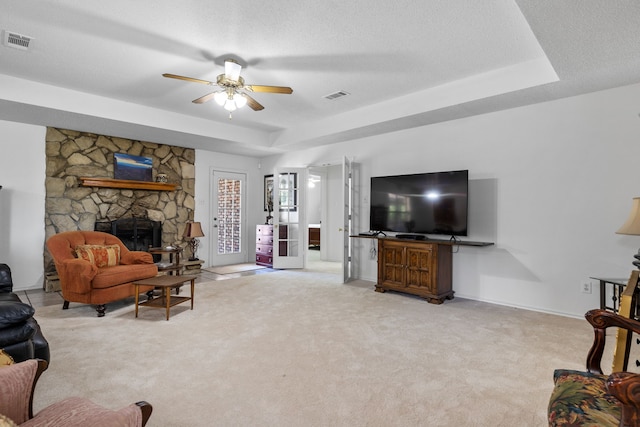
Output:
[375,238,454,304]
[370,237,494,303]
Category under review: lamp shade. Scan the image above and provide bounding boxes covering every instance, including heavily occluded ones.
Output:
[234,93,247,108]
[214,91,227,106]
[616,197,640,235]
[183,221,204,238]
[224,99,237,112]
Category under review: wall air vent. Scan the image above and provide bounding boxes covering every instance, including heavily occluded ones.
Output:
[2,30,33,51]
[324,90,350,100]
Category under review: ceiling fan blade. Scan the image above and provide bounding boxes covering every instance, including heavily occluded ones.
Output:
[192,92,217,104]
[245,85,293,94]
[243,93,264,111]
[224,60,242,82]
[162,73,215,86]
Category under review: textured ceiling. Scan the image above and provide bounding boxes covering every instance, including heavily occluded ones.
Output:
[1,0,639,156]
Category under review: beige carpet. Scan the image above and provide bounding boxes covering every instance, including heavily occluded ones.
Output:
[204,263,266,274]
[32,267,603,426]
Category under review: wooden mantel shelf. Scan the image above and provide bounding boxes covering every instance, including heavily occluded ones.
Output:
[80,177,177,191]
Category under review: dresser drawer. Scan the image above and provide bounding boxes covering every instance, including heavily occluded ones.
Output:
[256,225,273,236]
[256,254,273,266]
[256,235,273,245]
[256,244,273,255]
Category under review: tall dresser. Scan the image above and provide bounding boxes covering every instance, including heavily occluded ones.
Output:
[256,224,274,267]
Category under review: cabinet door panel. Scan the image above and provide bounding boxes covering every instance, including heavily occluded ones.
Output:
[381,246,405,286]
[405,246,435,290]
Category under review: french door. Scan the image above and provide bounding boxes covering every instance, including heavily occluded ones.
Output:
[343,157,353,283]
[273,168,306,269]
[210,170,246,266]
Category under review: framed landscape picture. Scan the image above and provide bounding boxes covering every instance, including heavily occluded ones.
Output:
[114,153,153,181]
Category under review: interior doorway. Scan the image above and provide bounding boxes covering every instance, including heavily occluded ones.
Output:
[305,165,342,275]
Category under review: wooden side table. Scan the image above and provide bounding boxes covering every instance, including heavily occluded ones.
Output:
[133,275,196,320]
[591,277,633,314]
[148,246,184,275]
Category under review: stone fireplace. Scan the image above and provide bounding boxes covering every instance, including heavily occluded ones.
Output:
[44,127,196,275]
[95,217,162,251]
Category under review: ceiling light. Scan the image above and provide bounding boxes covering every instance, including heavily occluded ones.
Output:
[214,90,249,118]
[213,91,227,106]
[224,99,237,112]
[225,60,242,82]
[234,93,247,109]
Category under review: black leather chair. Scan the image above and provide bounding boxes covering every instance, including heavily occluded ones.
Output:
[0,263,50,364]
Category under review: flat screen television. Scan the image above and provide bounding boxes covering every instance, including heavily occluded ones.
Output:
[369,169,468,236]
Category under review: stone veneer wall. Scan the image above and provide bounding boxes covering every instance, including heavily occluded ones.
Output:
[44,127,196,272]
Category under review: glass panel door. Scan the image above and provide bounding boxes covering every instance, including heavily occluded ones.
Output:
[211,171,246,266]
[273,168,306,269]
[342,157,351,282]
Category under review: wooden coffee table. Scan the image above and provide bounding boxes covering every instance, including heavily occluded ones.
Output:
[133,275,196,320]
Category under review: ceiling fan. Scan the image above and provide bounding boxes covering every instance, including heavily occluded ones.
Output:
[163,59,293,116]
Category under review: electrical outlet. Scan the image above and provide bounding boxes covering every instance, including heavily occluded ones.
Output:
[582,282,592,294]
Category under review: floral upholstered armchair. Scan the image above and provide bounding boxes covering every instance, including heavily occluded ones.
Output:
[548,309,640,427]
[46,231,158,317]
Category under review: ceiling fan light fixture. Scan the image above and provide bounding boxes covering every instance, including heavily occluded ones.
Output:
[224,59,242,82]
[213,91,227,106]
[163,57,291,115]
[233,93,247,109]
[224,99,237,112]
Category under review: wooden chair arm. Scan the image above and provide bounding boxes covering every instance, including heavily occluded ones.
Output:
[135,401,153,427]
[28,360,48,419]
[607,372,640,427]
[585,309,640,374]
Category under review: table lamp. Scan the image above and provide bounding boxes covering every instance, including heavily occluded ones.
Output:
[616,197,640,268]
[183,221,204,261]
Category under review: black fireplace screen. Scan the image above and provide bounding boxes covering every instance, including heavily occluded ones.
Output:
[95,218,162,260]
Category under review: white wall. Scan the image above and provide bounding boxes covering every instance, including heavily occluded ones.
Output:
[260,82,640,318]
[0,121,261,288]
[0,120,46,290]
[4,82,640,317]
[194,150,262,267]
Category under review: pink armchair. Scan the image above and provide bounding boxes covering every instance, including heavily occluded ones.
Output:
[46,231,158,317]
[0,358,152,426]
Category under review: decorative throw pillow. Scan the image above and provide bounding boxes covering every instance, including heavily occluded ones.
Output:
[0,350,14,366]
[75,245,121,268]
[0,414,18,427]
[0,359,38,424]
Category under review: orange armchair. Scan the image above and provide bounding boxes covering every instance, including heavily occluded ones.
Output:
[46,231,158,317]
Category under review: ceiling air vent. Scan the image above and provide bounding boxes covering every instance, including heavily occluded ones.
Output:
[324,90,350,100]
[2,30,33,51]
